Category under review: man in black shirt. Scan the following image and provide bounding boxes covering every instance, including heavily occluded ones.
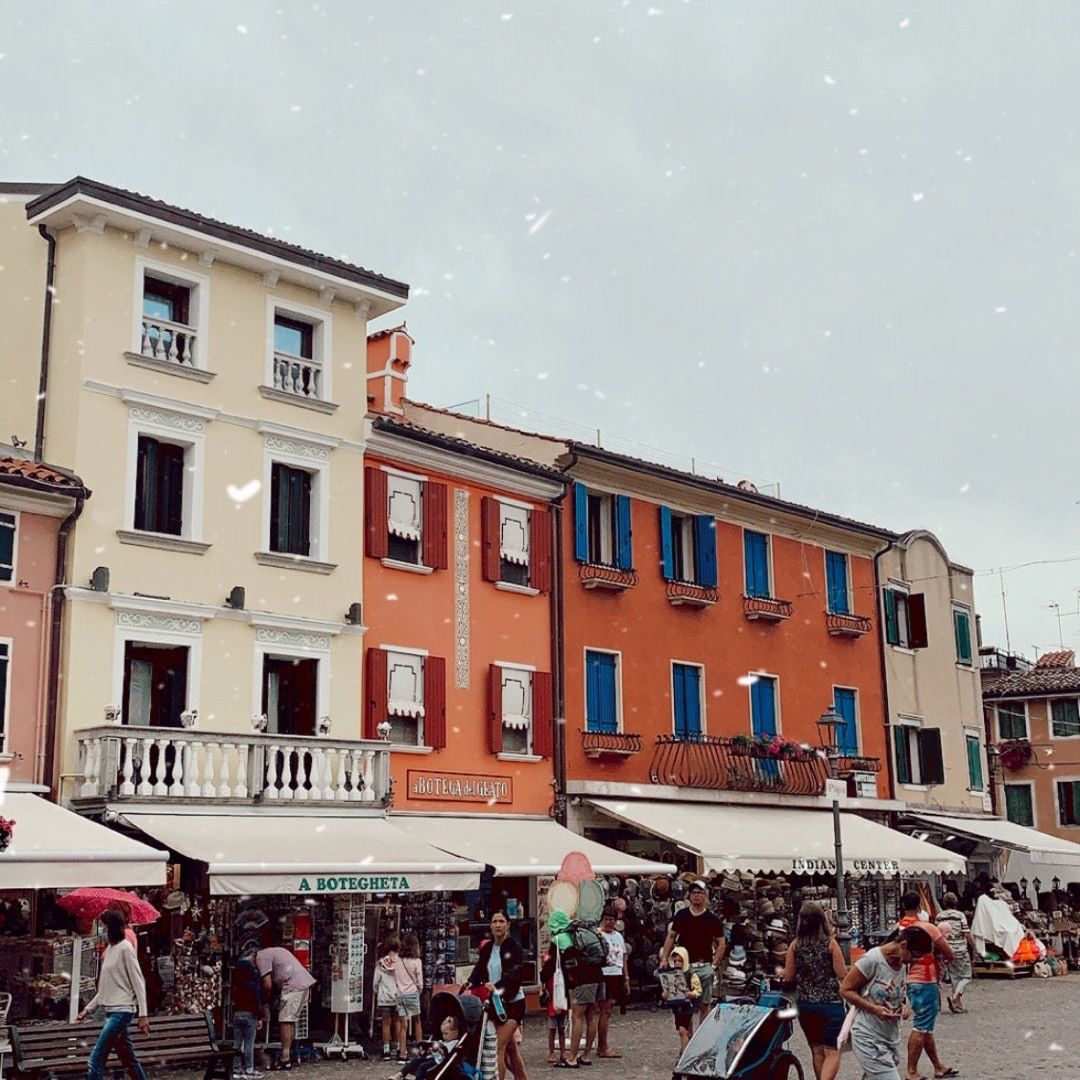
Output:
[660,881,725,1018]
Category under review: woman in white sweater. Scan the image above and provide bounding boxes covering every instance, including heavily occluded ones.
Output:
[78,909,150,1080]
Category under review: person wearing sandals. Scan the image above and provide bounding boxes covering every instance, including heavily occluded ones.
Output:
[255,944,316,1071]
[779,902,846,1080]
[935,895,975,1015]
[466,911,527,1080]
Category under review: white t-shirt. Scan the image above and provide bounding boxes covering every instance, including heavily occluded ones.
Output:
[600,930,626,977]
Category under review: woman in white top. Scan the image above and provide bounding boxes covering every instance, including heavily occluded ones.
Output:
[78,909,150,1080]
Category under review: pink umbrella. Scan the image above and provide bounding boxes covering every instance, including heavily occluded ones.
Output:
[58,887,160,925]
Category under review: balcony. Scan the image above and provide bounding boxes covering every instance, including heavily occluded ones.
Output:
[579,563,637,591]
[649,734,828,796]
[743,596,794,622]
[73,725,391,808]
[666,580,719,608]
[826,612,872,638]
[581,730,643,759]
[272,351,325,401]
[139,315,197,367]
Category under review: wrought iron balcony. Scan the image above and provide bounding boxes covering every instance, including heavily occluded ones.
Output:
[666,581,719,607]
[581,730,643,758]
[743,596,794,622]
[825,612,872,638]
[579,563,637,591]
[649,734,828,796]
[73,725,391,808]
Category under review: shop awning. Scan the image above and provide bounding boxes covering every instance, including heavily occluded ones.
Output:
[393,815,677,877]
[587,799,965,876]
[0,792,167,888]
[911,813,1080,868]
[119,812,483,895]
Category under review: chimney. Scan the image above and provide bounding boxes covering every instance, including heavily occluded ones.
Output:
[366,324,413,415]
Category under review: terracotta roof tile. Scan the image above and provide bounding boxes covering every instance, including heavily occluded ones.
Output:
[982,667,1080,699]
[0,456,85,491]
[1035,650,1075,669]
[367,323,410,342]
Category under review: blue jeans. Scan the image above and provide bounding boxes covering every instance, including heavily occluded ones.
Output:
[87,1010,148,1080]
[234,1011,257,1074]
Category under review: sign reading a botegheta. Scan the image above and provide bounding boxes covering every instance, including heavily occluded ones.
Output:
[408,769,513,803]
[297,875,413,893]
[792,857,901,873]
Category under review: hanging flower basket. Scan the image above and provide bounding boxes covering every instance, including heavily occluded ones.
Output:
[0,816,15,852]
[998,739,1033,772]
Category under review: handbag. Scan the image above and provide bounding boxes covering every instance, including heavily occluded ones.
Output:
[467,940,492,1001]
[552,949,568,1013]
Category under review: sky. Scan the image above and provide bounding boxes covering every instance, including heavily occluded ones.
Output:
[1,1,1076,657]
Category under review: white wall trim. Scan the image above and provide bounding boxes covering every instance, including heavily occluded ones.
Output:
[262,438,331,562]
[378,643,429,657]
[111,614,203,721]
[265,295,334,403]
[252,639,330,731]
[109,595,217,621]
[0,510,20,588]
[249,613,345,636]
[132,255,212,371]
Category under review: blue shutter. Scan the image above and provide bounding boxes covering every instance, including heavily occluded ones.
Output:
[673,664,687,738]
[826,552,849,614]
[745,532,769,598]
[751,676,777,737]
[659,506,675,581]
[694,515,717,587]
[573,483,589,563]
[599,654,617,733]
[586,652,617,733]
[615,495,633,570]
[833,688,858,755]
[673,664,702,738]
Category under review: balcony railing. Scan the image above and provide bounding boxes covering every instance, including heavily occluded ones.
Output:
[581,730,643,758]
[579,563,637,591]
[74,725,390,807]
[649,734,828,796]
[743,596,794,622]
[272,351,324,400]
[826,612,872,638]
[666,580,719,607]
[140,316,197,367]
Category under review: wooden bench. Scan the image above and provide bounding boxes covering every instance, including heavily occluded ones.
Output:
[10,1011,238,1080]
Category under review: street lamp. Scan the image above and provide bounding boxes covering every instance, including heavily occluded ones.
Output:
[816,705,851,962]
[1053,876,1062,893]
[1033,877,1042,897]
[1020,877,1028,898]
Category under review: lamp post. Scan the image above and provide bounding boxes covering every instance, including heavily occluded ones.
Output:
[817,705,851,962]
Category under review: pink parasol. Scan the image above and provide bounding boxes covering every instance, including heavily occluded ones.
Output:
[556,851,596,885]
[58,887,160,925]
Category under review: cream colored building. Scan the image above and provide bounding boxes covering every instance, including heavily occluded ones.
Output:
[1,178,408,800]
[877,531,988,815]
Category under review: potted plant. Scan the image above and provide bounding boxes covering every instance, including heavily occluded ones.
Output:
[0,815,14,852]
[998,739,1033,772]
[730,734,756,756]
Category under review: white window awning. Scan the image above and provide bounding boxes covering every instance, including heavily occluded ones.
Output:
[119,811,483,895]
[911,812,1080,868]
[587,798,966,877]
[0,792,167,889]
[393,814,677,877]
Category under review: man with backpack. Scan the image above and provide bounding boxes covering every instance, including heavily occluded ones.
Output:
[659,880,725,1019]
[550,911,606,1067]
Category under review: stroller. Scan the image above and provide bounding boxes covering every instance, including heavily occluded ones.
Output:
[672,992,804,1080]
[425,990,494,1080]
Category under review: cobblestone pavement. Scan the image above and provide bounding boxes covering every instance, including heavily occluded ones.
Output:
[170,977,1080,1080]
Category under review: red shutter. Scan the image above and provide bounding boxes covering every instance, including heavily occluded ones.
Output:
[532,670,554,759]
[909,593,929,649]
[424,655,447,749]
[364,647,388,739]
[364,467,389,559]
[488,663,504,754]
[530,507,552,592]
[481,497,502,582]
[422,481,448,570]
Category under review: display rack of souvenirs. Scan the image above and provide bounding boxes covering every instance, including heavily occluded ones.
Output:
[399,893,458,989]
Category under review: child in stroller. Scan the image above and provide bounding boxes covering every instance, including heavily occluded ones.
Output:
[398,990,489,1080]
[387,1014,460,1080]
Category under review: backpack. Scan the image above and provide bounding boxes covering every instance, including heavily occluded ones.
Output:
[560,923,606,989]
[570,922,607,968]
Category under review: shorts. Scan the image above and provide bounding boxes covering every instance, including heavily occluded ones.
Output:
[672,1004,695,1031]
[278,988,310,1023]
[690,964,714,1004]
[797,1001,846,1048]
[396,993,421,1018]
[547,1012,567,1032]
[494,999,526,1025]
[602,974,625,1004]
[571,982,600,1006]
[907,982,940,1033]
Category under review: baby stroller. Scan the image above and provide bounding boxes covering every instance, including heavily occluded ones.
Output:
[425,990,492,1080]
[672,992,803,1080]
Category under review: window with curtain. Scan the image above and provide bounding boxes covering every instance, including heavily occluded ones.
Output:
[996,702,1028,741]
[1052,699,1080,738]
[1059,781,1080,827]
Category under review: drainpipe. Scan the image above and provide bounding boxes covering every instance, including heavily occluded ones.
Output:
[873,542,898,804]
[43,490,85,795]
[550,489,568,825]
[34,225,57,463]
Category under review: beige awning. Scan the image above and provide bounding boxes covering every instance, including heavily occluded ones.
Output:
[912,813,1080,868]
[0,792,167,889]
[588,798,965,876]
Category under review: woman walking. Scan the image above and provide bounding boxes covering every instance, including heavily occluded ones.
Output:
[779,902,847,1080]
[840,925,932,1080]
[78,909,151,1080]
[467,910,527,1080]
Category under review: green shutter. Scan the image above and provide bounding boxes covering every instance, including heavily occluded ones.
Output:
[893,725,911,784]
[1005,785,1033,827]
[954,610,972,664]
[883,589,899,645]
[966,735,983,791]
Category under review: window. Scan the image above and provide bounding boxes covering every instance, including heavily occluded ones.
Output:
[123,641,189,728]
[137,263,202,368]
[660,509,717,587]
[499,666,533,756]
[274,315,314,359]
[270,463,312,557]
[0,640,9,752]
[997,702,1028,741]
[0,512,15,584]
[825,551,850,615]
[966,731,984,791]
[387,472,422,565]
[1004,783,1035,827]
[750,674,779,738]
[262,656,318,737]
[953,606,973,665]
[744,531,771,598]
[134,436,186,536]
[365,648,446,749]
[498,503,532,588]
[268,302,330,402]
[893,721,944,785]
[481,497,551,591]
[883,587,928,649]
[489,663,553,757]
[1059,781,1080,827]
[386,650,426,747]
[833,687,859,755]
[365,468,449,572]
[672,663,704,738]
[1052,699,1080,738]
[585,651,619,734]
[573,484,632,569]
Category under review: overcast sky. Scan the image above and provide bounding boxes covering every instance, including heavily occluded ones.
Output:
[2,2,1076,657]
